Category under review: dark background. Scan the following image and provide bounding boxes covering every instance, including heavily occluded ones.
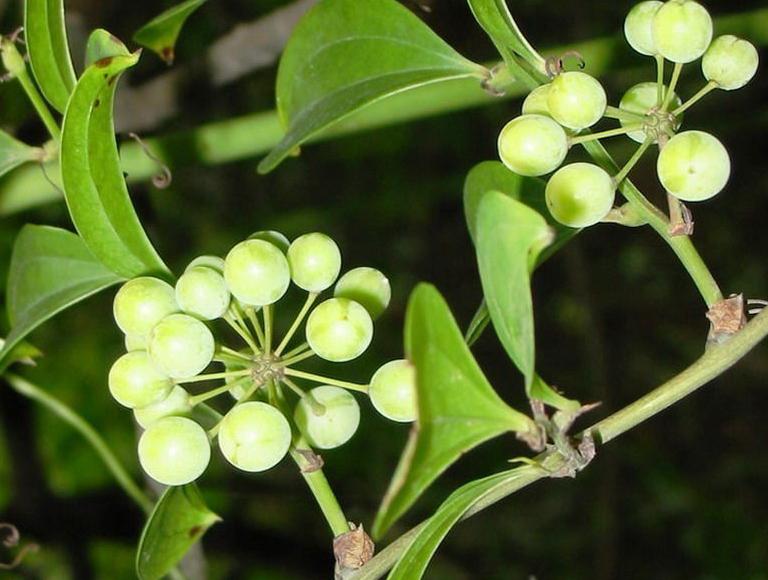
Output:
[1,0,768,578]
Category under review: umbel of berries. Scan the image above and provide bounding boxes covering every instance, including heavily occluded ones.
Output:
[108,231,418,486]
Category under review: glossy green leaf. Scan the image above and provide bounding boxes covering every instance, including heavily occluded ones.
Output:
[372,284,534,539]
[258,0,486,173]
[60,51,170,279]
[24,0,77,113]
[133,0,207,65]
[85,28,130,66]
[136,484,221,580]
[0,130,42,178]
[0,225,122,373]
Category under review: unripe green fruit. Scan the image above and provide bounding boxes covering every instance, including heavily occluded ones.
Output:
[334,267,391,320]
[657,131,730,201]
[218,402,291,472]
[176,266,231,320]
[248,230,290,253]
[186,255,225,273]
[619,82,681,143]
[109,351,173,409]
[497,114,568,177]
[148,314,215,378]
[545,163,615,228]
[521,84,552,116]
[547,72,607,130]
[124,333,148,352]
[369,359,417,423]
[652,0,712,63]
[134,385,192,429]
[624,1,663,56]
[138,416,210,485]
[113,277,177,336]
[287,233,342,292]
[294,386,360,449]
[224,239,290,306]
[702,35,759,90]
[306,298,373,362]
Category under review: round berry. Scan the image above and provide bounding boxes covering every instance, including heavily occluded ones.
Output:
[619,82,681,143]
[497,114,568,177]
[624,1,663,56]
[218,402,291,472]
[138,416,210,486]
[287,233,342,293]
[369,359,417,423]
[545,163,615,228]
[547,71,607,130]
[702,35,759,90]
[176,266,231,320]
[305,298,373,362]
[294,386,360,449]
[521,84,552,116]
[108,351,174,409]
[334,267,391,320]
[113,277,177,336]
[148,314,215,379]
[224,239,290,306]
[124,333,147,352]
[657,131,730,202]
[248,230,290,253]
[134,385,192,429]
[186,255,225,273]
[652,0,712,64]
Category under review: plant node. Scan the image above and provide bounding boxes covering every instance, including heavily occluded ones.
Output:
[333,523,374,578]
[706,294,747,344]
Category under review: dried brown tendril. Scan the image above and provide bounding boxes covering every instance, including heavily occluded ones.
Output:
[0,523,39,570]
[128,132,173,189]
[544,50,586,78]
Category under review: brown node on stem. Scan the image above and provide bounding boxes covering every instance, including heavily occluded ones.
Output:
[706,294,747,344]
[333,523,374,576]
[296,447,324,473]
[480,63,507,97]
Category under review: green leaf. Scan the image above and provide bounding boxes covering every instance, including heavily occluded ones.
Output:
[372,284,534,539]
[258,0,485,173]
[133,0,207,65]
[60,50,170,279]
[0,225,122,373]
[85,28,130,67]
[0,130,42,178]
[136,484,221,580]
[24,0,78,113]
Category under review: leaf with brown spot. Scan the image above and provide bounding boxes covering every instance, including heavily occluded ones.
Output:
[132,0,207,64]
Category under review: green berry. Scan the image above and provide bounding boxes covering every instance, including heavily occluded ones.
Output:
[138,416,210,485]
[186,255,225,273]
[287,233,342,292]
[547,71,607,130]
[545,163,615,228]
[224,239,290,306]
[369,359,417,423]
[248,230,290,253]
[134,385,192,429]
[113,277,177,336]
[521,84,552,116]
[305,298,373,362]
[334,267,391,320]
[176,266,231,320]
[218,402,291,472]
[497,114,568,177]
[108,351,174,409]
[124,333,148,352]
[148,314,215,378]
[624,1,663,56]
[652,0,712,64]
[702,35,759,90]
[657,130,730,202]
[294,386,360,449]
[619,82,681,143]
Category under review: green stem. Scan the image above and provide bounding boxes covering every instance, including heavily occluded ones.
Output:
[245,307,267,350]
[569,124,642,146]
[217,345,252,362]
[5,373,152,514]
[283,368,369,394]
[672,81,718,116]
[275,293,318,356]
[224,312,260,354]
[612,138,653,185]
[603,106,645,122]
[282,342,311,360]
[189,377,250,406]
[661,62,683,112]
[176,369,251,384]
[279,349,316,367]
[655,54,665,106]
[263,305,273,353]
[280,376,307,398]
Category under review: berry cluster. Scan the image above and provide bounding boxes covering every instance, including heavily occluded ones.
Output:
[108,231,417,486]
[497,0,758,229]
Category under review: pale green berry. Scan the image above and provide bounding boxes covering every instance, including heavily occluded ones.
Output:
[138,416,210,485]
[547,72,607,130]
[657,130,730,201]
[497,114,568,176]
[334,267,391,320]
[652,0,712,63]
[176,266,231,320]
[369,359,417,423]
[521,84,552,116]
[218,402,291,472]
[545,163,615,228]
[287,233,342,292]
[619,82,681,143]
[124,333,148,352]
[148,314,215,378]
[305,298,373,362]
[248,230,290,253]
[624,1,663,56]
[224,239,290,306]
[186,255,225,273]
[113,277,177,336]
[294,386,360,449]
[702,35,759,90]
[108,351,174,409]
[134,385,193,429]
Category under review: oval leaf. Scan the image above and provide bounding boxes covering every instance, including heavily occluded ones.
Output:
[85,28,131,66]
[24,0,77,113]
[60,50,170,279]
[258,0,486,173]
[0,130,42,178]
[133,0,207,65]
[0,225,122,372]
[372,284,534,539]
[136,483,221,580]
